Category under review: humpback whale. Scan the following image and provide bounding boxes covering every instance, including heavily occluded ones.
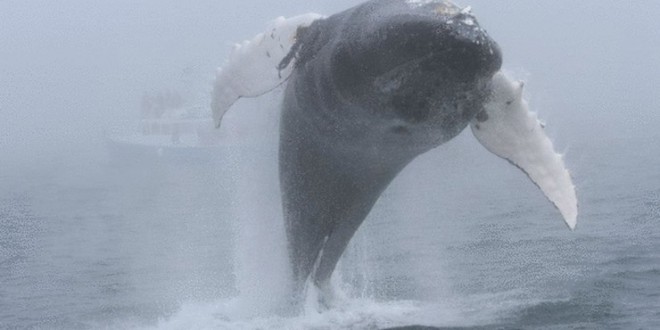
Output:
[212,0,577,302]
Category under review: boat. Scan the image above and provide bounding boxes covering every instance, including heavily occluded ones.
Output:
[106,91,231,162]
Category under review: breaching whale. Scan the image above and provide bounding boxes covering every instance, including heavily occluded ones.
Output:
[211,0,578,302]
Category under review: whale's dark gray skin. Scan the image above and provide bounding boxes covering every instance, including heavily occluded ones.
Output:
[278,0,502,294]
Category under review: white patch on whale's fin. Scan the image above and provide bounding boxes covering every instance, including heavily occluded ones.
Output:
[470,72,578,230]
[211,13,325,128]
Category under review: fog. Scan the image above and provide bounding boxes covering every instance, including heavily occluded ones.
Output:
[2,0,659,172]
[1,0,659,328]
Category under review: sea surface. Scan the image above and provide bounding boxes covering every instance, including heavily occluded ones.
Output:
[1,129,659,329]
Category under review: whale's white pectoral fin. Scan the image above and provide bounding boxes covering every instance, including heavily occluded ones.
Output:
[470,72,578,229]
[211,13,325,128]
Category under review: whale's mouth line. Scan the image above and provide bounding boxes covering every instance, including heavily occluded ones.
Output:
[373,56,430,93]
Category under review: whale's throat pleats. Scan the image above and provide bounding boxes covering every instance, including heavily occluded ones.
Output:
[280,80,414,287]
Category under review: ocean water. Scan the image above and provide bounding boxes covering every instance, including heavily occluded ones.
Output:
[1,128,659,329]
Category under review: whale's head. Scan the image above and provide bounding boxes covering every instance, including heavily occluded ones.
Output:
[325,0,502,148]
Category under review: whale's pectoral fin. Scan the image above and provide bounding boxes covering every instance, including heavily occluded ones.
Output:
[211,13,325,128]
[470,72,578,229]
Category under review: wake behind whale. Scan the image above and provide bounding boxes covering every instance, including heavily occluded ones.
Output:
[211,0,577,310]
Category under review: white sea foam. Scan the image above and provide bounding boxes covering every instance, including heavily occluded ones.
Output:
[146,297,476,330]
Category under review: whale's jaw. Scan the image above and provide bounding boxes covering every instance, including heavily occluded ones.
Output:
[323,0,502,152]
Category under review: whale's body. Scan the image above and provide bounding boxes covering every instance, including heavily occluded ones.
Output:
[279,0,501,289]
[212,0,577,303]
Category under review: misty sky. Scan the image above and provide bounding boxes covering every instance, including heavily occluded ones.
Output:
[1,0,659,175]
